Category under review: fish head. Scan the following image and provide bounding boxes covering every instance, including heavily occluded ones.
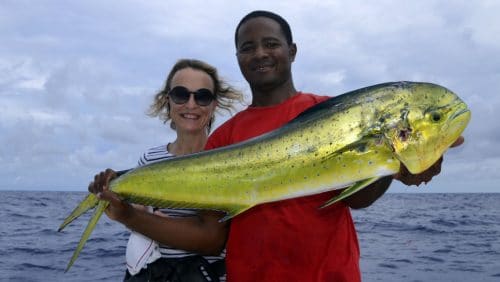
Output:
[384,82,471,174]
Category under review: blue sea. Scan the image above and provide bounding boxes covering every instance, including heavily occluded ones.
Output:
[1,192,499,282]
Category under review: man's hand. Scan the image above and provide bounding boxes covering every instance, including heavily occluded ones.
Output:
[394,136,465,186]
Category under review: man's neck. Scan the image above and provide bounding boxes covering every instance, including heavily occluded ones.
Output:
[250,81,297,107]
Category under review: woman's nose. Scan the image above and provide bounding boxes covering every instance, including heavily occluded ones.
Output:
[185,94,198,107]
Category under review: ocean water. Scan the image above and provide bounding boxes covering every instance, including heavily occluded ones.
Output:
[352,193,500,282]
[1,192,499,282]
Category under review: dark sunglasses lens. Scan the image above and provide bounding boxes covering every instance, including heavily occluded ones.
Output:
[169,86,214,106]
[194,89,215,106]
[168,87,190,104]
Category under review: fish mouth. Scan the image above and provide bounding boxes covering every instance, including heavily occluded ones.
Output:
[445,102,470,143]
[450,107,470,120]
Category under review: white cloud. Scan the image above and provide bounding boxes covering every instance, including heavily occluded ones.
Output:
[320,70,346,85]
[0,57,48,91]
[0,0,499,192]
[463,0,500,48]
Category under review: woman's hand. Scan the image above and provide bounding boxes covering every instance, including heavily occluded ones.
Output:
[88,168,132,222]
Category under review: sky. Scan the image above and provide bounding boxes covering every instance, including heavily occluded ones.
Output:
[1,0,499,193]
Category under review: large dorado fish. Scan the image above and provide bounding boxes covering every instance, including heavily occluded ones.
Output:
[59,81,470,271]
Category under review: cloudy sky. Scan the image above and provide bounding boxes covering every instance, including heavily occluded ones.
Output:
[1,0,499,193]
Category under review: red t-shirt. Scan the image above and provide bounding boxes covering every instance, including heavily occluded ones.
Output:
[206,93,361,282]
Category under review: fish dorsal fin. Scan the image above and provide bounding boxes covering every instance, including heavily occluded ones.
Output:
[286,82,413,128]
[319,177,380,209]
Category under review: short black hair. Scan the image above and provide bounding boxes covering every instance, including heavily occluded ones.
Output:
[234,10,293,47]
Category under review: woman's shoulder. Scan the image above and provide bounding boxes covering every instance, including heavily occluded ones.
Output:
[138,144,174,166]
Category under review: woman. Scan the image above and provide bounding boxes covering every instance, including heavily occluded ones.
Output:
[89,59,243,281]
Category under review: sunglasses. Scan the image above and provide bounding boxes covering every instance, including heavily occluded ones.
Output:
[168,86,215,106]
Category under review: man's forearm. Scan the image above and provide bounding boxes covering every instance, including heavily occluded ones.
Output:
[343,176,393,209]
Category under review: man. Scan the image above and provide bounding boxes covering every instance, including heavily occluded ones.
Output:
[205,10,463,282]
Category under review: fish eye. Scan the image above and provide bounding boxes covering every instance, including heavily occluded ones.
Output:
[430,111,442,122]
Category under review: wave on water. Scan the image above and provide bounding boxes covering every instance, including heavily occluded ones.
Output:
[351,193,500,281]
[1,191,499,281]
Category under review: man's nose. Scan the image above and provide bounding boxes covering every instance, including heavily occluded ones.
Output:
[254,45,269,58]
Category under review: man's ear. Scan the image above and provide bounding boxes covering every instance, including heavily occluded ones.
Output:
[289,43,297,62]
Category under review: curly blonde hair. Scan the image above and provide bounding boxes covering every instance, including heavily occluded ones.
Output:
[148,59,244,132]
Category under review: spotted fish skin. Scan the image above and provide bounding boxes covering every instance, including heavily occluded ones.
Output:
[60,81,471,271]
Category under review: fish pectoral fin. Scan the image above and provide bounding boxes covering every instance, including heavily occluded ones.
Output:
[219,205,253,222]
[321,138,375,163]
[319,177,380,209]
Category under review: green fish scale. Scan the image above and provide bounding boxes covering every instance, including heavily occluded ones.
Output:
[112,91,403,208]
[62,81,471,272]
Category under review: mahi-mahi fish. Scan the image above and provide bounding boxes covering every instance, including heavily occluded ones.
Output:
[59,81,470,271]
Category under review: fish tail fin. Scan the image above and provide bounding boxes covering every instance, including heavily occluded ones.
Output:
[58,193,99,232]
[64,200,109,272]
[319,177,380,209]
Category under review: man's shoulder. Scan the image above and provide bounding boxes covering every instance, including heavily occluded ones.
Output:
[213,107,250,132]
[296,92,331,103]
[211,93,331,134]
[286,92,331,115]
[206,112,244,149]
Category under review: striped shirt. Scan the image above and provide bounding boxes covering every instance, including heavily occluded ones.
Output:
[136,144,226,264]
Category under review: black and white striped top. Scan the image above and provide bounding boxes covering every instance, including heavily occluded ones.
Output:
[136,144,226,264]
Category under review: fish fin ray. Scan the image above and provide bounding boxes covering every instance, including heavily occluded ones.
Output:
[58,193,99,232]
[319,177,380,209]
[65,200,108,272]
[320,137,380,163]
[219,205,253,222]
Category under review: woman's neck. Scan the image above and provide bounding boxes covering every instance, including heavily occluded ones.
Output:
[168,131,209,156]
